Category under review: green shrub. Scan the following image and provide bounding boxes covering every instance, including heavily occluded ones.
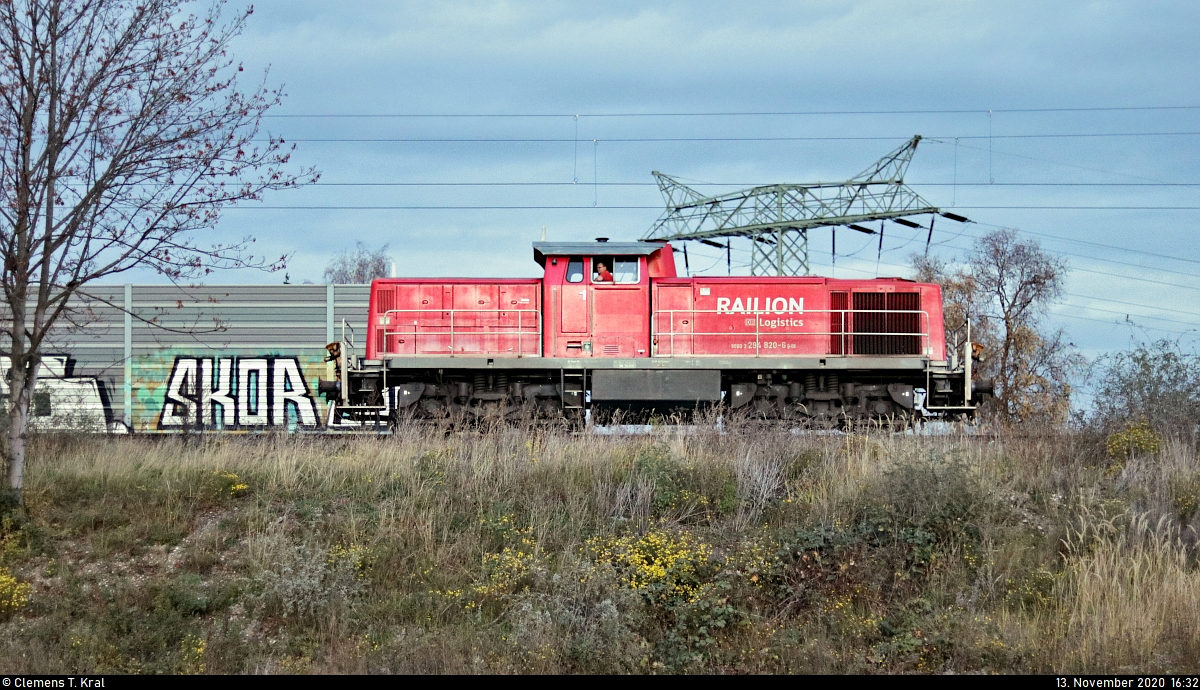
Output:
[878,453,993,549]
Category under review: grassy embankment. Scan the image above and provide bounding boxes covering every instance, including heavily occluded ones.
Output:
[0,421,1197,673]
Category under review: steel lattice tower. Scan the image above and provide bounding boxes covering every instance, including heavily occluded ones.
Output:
[642,135,965,276]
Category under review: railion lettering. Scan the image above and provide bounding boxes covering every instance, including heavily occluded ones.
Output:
[715,296,803,315]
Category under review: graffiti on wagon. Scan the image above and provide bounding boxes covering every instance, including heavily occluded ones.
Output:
[158,356,321,430]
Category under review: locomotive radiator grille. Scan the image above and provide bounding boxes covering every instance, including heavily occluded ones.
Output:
[830,291,847,354]
[851,292,922,355]
[375,289,396,354]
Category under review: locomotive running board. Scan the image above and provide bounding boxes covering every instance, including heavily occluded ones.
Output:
[381,356,932,371]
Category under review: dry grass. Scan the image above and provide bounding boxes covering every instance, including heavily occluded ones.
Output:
[1052,511,1200,670]
[0,420,1195,673]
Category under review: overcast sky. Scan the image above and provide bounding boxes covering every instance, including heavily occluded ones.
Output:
[160,0,1200,362]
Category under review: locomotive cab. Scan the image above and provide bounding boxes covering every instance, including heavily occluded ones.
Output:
[534,239,676,359]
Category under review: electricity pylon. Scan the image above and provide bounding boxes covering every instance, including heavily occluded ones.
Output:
[642,135,967,276]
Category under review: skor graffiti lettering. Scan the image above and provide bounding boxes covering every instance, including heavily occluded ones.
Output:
[159,356,320,429]
[716,297,804,315]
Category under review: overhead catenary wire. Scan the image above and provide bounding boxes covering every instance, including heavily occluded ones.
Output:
[726,237,1200,325]
[942,223,1200,284]
[311,181,1200,187]
[925,138,1176,184]
[677,241,1200,324]
[893,231,1200,294]
[969,221,1200,267]
[266,131,1200,143]
[263,114,1200,265]
[811,259,1197,336]
[1053,312,1196,337]
[843,258,1200,324]
[263,105,1200,118]
[232,200,1200,300]
[293,182,1200,265]
[231,204,1200,286]
[245,103,1200,334]
[233,205,1200,210]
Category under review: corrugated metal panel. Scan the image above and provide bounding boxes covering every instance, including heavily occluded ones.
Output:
[14,283,371,432]
[333,285,372,352]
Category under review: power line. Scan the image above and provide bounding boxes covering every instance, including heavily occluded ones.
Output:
[1058,303,1197,328]
[808,257,1198,335]
[912,232,1200,293]
[1004,257,1197,293]
[274,131,1200,143]
[971,221,1200,267]
[927,138,1174,184]
[951,206,1200,210]
[1063,293,1197,318]
[231,201,1200,283]
[235,205,1200,210]
[234,203,1200,277]
[312,181,1200,187]
[945,224,1200,282]
[785,238,1200,318]
[638,222,1200,330]
[946,232,1200,281]
[1054,312,1196,337]
[263,105,1200,118]
[597,240,1200,326]
[921,183,1200,187]
[304,182,1200,268]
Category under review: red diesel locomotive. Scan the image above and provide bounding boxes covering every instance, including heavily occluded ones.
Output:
[320,239,984,424]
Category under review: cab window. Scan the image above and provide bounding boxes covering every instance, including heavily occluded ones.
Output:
[566,258,584,283]
[613,257,639,284]
[590,256,639,284]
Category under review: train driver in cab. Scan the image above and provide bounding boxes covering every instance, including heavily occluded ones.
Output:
[594,260,614,282]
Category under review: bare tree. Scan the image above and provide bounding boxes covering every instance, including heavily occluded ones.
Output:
[913,229,1082,423]
[910,253,997,352]
[0,0,316,502]
[323,241,389,284]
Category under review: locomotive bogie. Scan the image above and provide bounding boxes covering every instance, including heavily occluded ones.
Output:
[327,360,967,427]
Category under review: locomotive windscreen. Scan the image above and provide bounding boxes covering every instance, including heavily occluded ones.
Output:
[851,292,922,355]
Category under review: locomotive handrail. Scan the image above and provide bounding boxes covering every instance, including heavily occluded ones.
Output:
[650,308,931,358]
[379,308,542,357]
